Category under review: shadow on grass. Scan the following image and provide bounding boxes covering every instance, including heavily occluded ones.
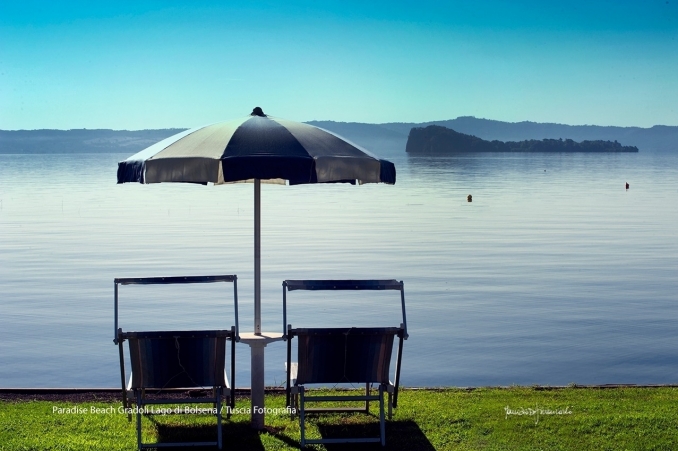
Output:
[154,423,221,450]
[153,419,266,450]
[150,418,433,450]
[317,420,435,451]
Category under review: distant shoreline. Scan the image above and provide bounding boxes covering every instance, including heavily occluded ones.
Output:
[0,128,185,154]
[4,116,676,155]
[3,383,678,402]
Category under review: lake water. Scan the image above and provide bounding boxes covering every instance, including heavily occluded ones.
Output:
[1,149,677,388]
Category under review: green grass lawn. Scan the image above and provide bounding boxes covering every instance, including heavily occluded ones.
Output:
[1,387,677,450]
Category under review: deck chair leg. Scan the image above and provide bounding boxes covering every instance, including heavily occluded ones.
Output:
[295,390,299,418]
[217,387,223,450]
[379,384,386,447]
[125,375,133,422]
[230,326,236,413]
[388,390,393,420]
[289,386,299,419]
[213,387,217,410]
[136,391,143,451]
[299,386,306,448]
[365,382,370,413]
[118,340,127,410]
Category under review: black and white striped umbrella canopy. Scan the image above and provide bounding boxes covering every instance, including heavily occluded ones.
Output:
[117,107,396,186]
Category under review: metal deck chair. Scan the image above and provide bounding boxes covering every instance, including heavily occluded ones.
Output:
[114,275,240,451]
[282,279,408,448]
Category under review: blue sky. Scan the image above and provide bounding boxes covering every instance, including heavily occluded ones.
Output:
[1,0,676,129]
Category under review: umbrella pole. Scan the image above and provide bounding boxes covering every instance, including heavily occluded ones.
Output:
[248,178,266,429]
[243,179,283,428]
[254,178,261,335]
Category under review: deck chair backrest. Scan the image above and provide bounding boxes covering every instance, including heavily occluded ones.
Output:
[294,327,399,385]
[125,331,228,389]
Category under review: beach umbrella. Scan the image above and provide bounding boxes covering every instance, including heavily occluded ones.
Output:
[117,107,396,427]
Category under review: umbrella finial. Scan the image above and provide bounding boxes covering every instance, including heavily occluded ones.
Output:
[251,107,266,117]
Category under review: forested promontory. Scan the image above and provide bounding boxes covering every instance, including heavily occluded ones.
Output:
[406,125,639,153]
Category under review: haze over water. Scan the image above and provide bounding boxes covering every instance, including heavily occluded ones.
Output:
[1,149,677,388]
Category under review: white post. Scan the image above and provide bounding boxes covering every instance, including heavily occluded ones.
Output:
[250,342,265,429]
[240,332,283,429]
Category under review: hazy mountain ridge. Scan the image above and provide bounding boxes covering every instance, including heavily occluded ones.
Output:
[1,117,676,154]
[0,129,186,154]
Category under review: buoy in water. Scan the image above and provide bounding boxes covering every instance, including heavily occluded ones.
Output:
[625,182,629,190]
[467,194,472,202]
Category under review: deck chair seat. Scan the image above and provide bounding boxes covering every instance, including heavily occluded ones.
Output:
[125,330,230,390]
[293,327,399,384]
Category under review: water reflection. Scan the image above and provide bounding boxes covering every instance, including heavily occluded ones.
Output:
[1,151,678,388]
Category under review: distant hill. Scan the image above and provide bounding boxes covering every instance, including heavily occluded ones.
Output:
[1,117,676,154]
[311,117,678,154]
[0,129,186,154]
[407,125,638,154]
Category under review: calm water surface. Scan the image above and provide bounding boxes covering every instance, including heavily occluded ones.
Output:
[1,150,677,387]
